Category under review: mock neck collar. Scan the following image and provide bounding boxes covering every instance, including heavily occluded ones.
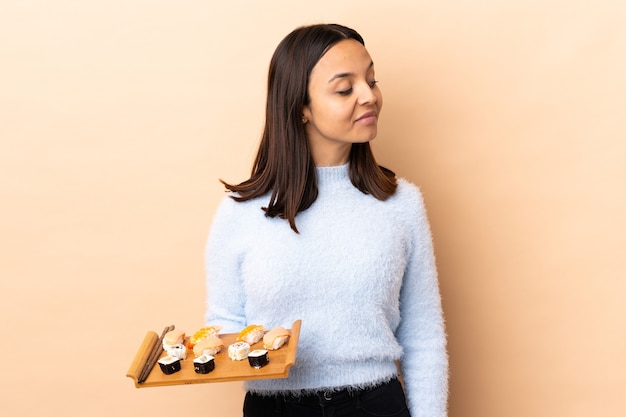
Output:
[316,163,350,187]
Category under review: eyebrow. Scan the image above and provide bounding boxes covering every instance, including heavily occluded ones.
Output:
[328,61,374,83]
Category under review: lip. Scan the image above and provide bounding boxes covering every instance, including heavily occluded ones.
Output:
[355,110,378,124]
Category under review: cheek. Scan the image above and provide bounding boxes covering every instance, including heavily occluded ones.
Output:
[318,103,351,126]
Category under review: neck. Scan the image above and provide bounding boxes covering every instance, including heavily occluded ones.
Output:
[311,144,351,167]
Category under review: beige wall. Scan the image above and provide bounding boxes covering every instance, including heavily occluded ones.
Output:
[1,1,624,416]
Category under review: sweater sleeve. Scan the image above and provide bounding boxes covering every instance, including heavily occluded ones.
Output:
[396,187,449,417]
[204,196,247,333]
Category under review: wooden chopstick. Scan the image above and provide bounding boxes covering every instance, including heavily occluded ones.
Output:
[138,324,175,383]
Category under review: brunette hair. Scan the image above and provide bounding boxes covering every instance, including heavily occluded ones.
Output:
[222,23,397,233]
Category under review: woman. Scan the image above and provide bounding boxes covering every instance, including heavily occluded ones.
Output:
[205,23,448,417]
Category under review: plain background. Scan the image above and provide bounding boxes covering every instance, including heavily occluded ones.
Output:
[1,1,625,416]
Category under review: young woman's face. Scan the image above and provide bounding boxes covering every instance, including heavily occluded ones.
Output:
[303,39,383,166]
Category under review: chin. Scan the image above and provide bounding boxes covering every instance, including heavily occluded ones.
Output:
[352,139,375,146]
[359,134,377,143]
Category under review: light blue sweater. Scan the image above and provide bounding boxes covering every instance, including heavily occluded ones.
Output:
[205,164,448,417]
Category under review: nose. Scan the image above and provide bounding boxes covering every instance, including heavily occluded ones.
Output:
[357,81,377,106]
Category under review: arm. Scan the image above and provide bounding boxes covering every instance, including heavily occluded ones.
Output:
[204,197,247,333]
[396,190,449,417]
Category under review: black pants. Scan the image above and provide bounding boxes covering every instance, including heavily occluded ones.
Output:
[243,378,411,417]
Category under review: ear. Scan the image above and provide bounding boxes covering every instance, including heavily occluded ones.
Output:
[302,105,312,124]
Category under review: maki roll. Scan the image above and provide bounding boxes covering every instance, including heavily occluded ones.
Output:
[164,343,187,360]
[158,355,181,375]
[193,355,215,374]
[228,342,251,361]
[248,349,270,369]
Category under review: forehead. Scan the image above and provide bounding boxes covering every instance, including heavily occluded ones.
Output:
[311,39,374,80]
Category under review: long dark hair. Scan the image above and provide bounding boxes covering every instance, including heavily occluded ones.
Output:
[222,23,397,233]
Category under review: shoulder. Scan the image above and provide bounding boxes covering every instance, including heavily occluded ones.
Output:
[385,178,433,234]
[389,178,426,210]
[209,192,266,231]
[207,193,271,250]
[396,178,423,198]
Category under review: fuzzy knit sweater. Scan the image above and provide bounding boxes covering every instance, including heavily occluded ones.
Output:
[204,164,448,417]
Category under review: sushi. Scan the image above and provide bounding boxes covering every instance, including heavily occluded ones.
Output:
[162,329,187,359]
[237,324,267,344]
[193,355,215,374]
[164,343,187,360]
[158,355,181,375]
[187,326,222,349]
[228,342,251,361]
[248,349,270,369]
[192,336,224,357]
[263,327,290,350]
[162,329,185,348]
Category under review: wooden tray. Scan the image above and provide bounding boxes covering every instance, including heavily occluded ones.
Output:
[126,320,301,388]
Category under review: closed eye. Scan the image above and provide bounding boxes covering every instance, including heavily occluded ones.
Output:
[337,79,377,96]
